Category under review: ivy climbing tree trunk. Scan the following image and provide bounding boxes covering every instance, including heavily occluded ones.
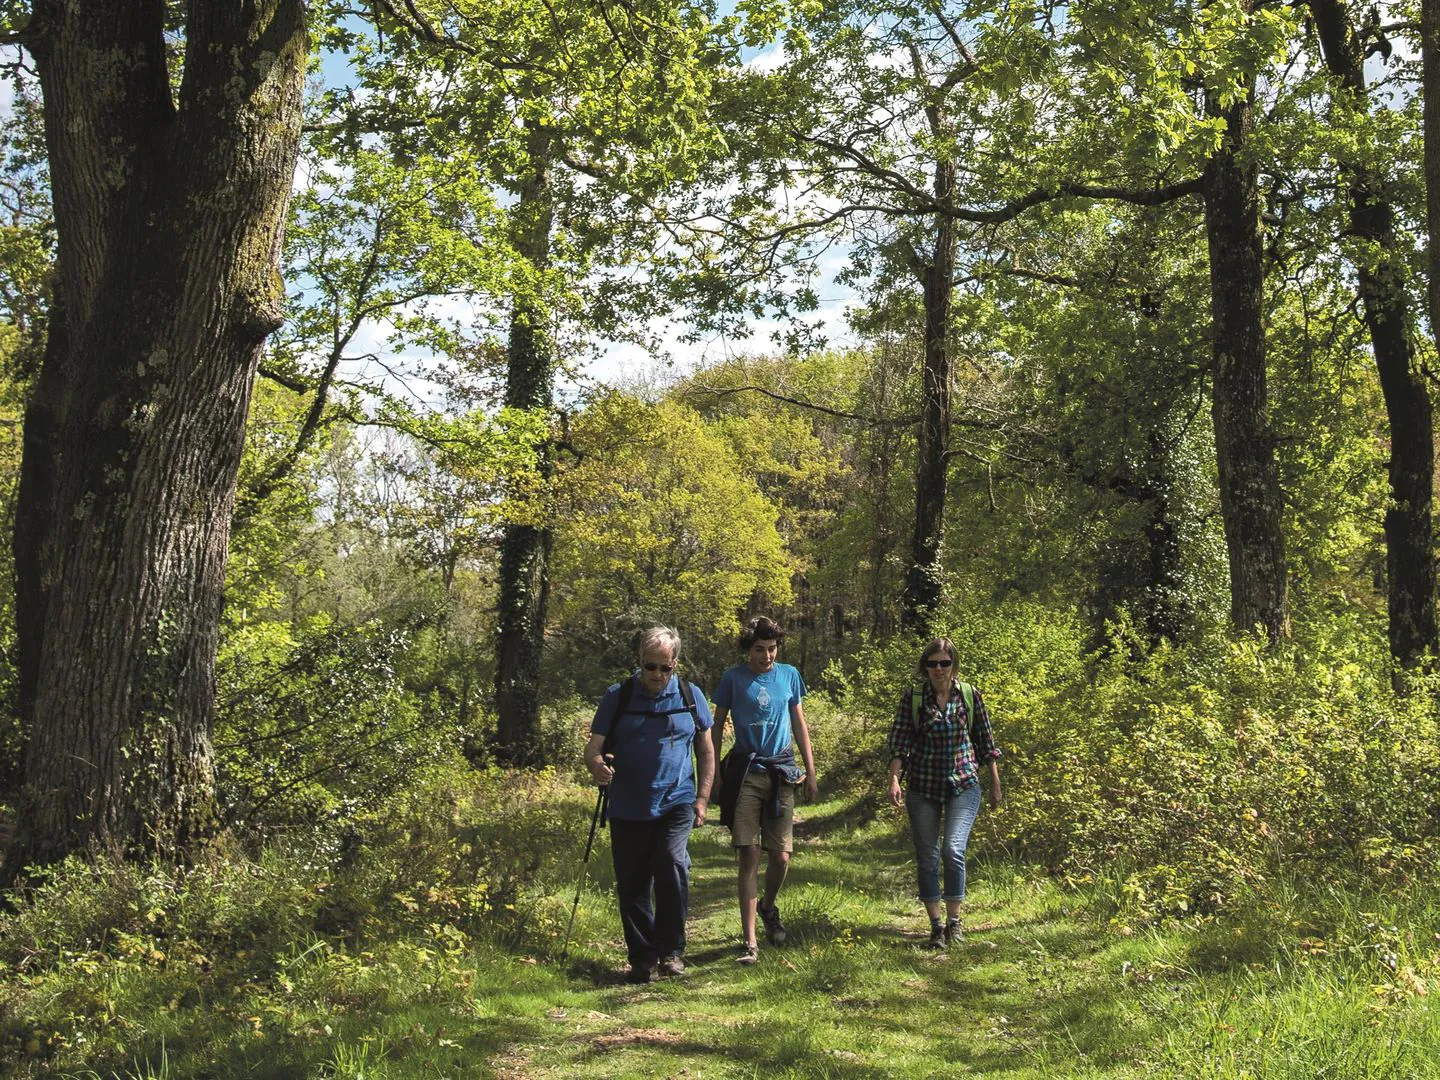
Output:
[1310,0,1438,669]
[6,0,306,874]
[1427,0,1440,362]
[1202,71,1290,642]
[494,124,556,765]
[900,124,958,633]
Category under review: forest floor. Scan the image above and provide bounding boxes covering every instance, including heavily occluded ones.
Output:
[456,796,1437,1080]
[3,791,1437,1079]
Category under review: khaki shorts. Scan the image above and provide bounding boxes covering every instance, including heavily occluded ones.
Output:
[730,770,796,852]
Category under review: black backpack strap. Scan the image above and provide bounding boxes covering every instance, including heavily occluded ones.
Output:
[601,677,634,760]
[677,678,698,721]
[598,677,635,825]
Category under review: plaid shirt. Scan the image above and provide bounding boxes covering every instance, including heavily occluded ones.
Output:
[887,681,1001,800]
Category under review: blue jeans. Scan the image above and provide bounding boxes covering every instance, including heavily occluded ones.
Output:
[905,785,981,903]
[609,804,693,965]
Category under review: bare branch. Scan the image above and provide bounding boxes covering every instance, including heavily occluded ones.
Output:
[258,365,311,393]
[372,0,477,54]
[926,0,978,68]
[685,380,917,426]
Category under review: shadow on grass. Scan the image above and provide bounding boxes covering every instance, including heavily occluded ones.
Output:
[65,1008,554,1080]
[527,792,1158,1076]
[690,943,1155,1076]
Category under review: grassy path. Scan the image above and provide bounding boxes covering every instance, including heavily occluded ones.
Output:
[481,796,1152,1078]
[4,791,1436,1078]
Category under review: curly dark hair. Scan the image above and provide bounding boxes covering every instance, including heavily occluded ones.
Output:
[738,616,785,650]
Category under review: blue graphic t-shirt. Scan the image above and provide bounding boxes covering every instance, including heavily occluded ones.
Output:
[590,674,713,821]
[713,662,806,768]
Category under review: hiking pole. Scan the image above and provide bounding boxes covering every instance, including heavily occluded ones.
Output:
[560,780,608,964]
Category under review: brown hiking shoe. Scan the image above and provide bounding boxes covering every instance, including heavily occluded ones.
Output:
[758,901,788,945]
[625,959,656,984]
[926,921,947,949]
[735,942,759,965]
[657,954,686,977]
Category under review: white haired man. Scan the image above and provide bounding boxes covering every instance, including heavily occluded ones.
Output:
[584,626,715,983]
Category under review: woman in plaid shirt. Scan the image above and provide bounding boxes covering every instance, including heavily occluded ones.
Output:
[886,637,1003,949]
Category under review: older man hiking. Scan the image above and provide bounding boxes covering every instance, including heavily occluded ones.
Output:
[711,616,817,964]
[584,626,715,984]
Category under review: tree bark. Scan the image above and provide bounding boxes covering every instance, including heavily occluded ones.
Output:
[1202,71,1290,641]
[1427,0,1440,353]
[1311,0,1438,668]
[1140,444,1188,644]
[7,0,306,873]
[900,144,957,632]
[494,123,556,764]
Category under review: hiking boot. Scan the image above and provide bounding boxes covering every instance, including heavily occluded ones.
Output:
[625,959,657,984]
[944,918,962,945]
[757,901,788,945]
[926,920,947,950]
[657,954,686,977]
[735,942,759,965]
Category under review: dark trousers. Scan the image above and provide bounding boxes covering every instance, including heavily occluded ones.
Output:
[609,804,693,966]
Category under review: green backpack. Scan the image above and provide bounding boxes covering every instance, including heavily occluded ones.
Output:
[912,681,975,723]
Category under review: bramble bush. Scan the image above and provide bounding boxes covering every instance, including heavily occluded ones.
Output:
[0,757,598,1075]
[825,596,1440,917]
[215,616,466,832]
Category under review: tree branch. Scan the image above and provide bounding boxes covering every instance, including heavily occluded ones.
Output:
[685,381,918,427]
[258,365,311,393]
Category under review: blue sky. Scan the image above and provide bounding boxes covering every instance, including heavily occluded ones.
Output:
[306,4,860,405]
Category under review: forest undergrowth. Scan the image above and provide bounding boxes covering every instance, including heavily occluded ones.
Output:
[2,618,1438,1078]
[0,775,1435,1079]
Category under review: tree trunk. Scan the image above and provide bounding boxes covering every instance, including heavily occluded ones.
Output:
[494,124,556,764]
[901,153,957,632]
[1202,72,1290,641]
[1427,0,1440,350]
[1312,0,1438,668]
[8,1,306,873]
[1140,429,1188,644]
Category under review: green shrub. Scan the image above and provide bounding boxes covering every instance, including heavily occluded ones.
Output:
[0,758,599,1075]
[215,617,461,831]
[824,597,1440,918]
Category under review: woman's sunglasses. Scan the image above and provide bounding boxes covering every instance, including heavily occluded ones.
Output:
[924,658,953,669]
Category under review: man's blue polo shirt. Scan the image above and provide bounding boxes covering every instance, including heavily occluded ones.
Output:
[590,674,713,821]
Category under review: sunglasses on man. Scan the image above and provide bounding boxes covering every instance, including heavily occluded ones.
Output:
[643,662,676,673]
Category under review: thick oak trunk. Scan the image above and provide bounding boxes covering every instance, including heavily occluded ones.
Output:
[1202,75,1290,641]
[1313,0,1438,668]
[7,1,306,873]
[901,155,957,632]
[494,126,556,764]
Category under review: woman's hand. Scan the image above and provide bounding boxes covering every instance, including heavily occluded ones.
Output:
[988,782,1003,810]
[887,774,902,808]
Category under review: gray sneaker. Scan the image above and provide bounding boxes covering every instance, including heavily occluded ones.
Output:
[757,902,788,945]
[944,918,962,945]
[735,942,759,965]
